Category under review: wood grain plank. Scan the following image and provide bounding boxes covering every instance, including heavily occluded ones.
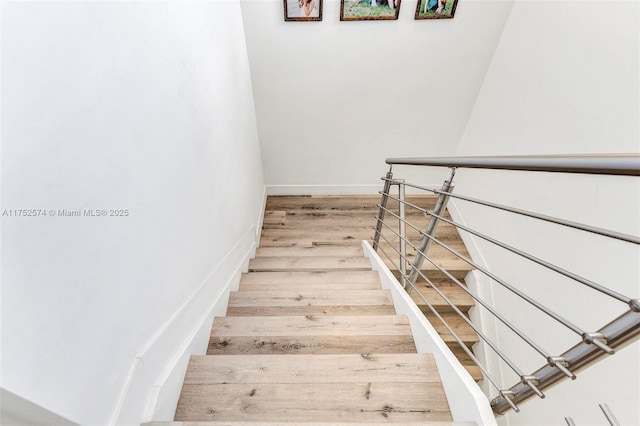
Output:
[263,211,286,226]
[248,256,372,272]
[211,315,412,337]
[240,271,381,285]
[183,353,441,384]
[175,382,452,423]
[239,282,382,291]
[226,305,396,316]
[409,287,475,313]
[228,290,393,307]
[265,195,440,211]
[255,246,364,257]
[260,225,462,240]
[207,335,417,355]
[227,290,395,315]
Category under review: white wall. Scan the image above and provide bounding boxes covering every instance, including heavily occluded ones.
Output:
[453,1,640,424]
[240,0,514,191]
[1,1,264,425]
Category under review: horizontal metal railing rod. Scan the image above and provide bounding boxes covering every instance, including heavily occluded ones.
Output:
[372,224,537,382]
[380,189,635,308]
[371,231,405,277]
[372,235,525,411]
[390,238,542,407]
[385,155,640,176]
[380,192,628,337]
[370,231,517,404]
[376,204,428,233]
[376,198,580,378]
[374,214,569,363]
[491,308,640,413]
[426,210,634,307]
[381,178,640,245]
[415,225,617,356]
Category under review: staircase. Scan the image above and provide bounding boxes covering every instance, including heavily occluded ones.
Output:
[172,195,479,423]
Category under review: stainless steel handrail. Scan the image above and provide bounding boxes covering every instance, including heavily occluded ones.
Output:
[383,179,640,245]
[371,155,640,415]
[386,154,640,176]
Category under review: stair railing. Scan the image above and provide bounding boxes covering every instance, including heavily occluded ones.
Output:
[371,154,640,414]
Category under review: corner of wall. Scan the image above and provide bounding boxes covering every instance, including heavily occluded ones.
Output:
[454,0,516,156]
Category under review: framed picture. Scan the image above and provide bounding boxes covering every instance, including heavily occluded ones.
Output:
[340,0,401,21]
[415,0,458,19]
[284,0,322,21]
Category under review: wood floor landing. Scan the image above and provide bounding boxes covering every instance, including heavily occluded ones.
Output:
[174,195,480,423]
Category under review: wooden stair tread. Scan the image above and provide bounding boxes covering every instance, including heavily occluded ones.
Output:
[175,382,452,423]
[172,195,481,423]
[464,365,483,382]
[255,246,364,257]
[265,195,440,211]
[208,335,417,355]
[249,256,372,272]
[409,287,475,312]
[239,282,382,291]
[227,290,395,316]
[183,353,442,384]
[211,315,413,337]
[240,271,381,285]
[208,315,417,355]
[262,214,431,229]
[260,226,463,241]
[228,290,393,307]
[429,316,480,344]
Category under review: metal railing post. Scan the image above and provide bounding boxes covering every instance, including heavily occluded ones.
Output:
[373,168,393,251]
[398,179,407,288]
[406,168,456,290]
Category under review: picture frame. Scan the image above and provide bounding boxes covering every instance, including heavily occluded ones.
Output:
[414,0,458,19]
[340,0,401,21]
[284,0,323,21]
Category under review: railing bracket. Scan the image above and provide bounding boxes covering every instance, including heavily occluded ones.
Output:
[582,332,615,354]
[548,356,576,380]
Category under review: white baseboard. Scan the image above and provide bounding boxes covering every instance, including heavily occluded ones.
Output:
[108,227,257,425]
[255,186,268,245]
[265,184,442,196]
[362,240,497,426]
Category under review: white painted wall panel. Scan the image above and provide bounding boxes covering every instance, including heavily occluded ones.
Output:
[240,0,514,187]
[1,1,264,424]
[454,1,640,424]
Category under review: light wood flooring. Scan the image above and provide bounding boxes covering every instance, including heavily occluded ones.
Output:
[173,195,479,424]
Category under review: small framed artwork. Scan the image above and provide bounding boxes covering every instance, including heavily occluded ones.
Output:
[340,0,401,21]
[284,0,322,21]
[415,0,458,19]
